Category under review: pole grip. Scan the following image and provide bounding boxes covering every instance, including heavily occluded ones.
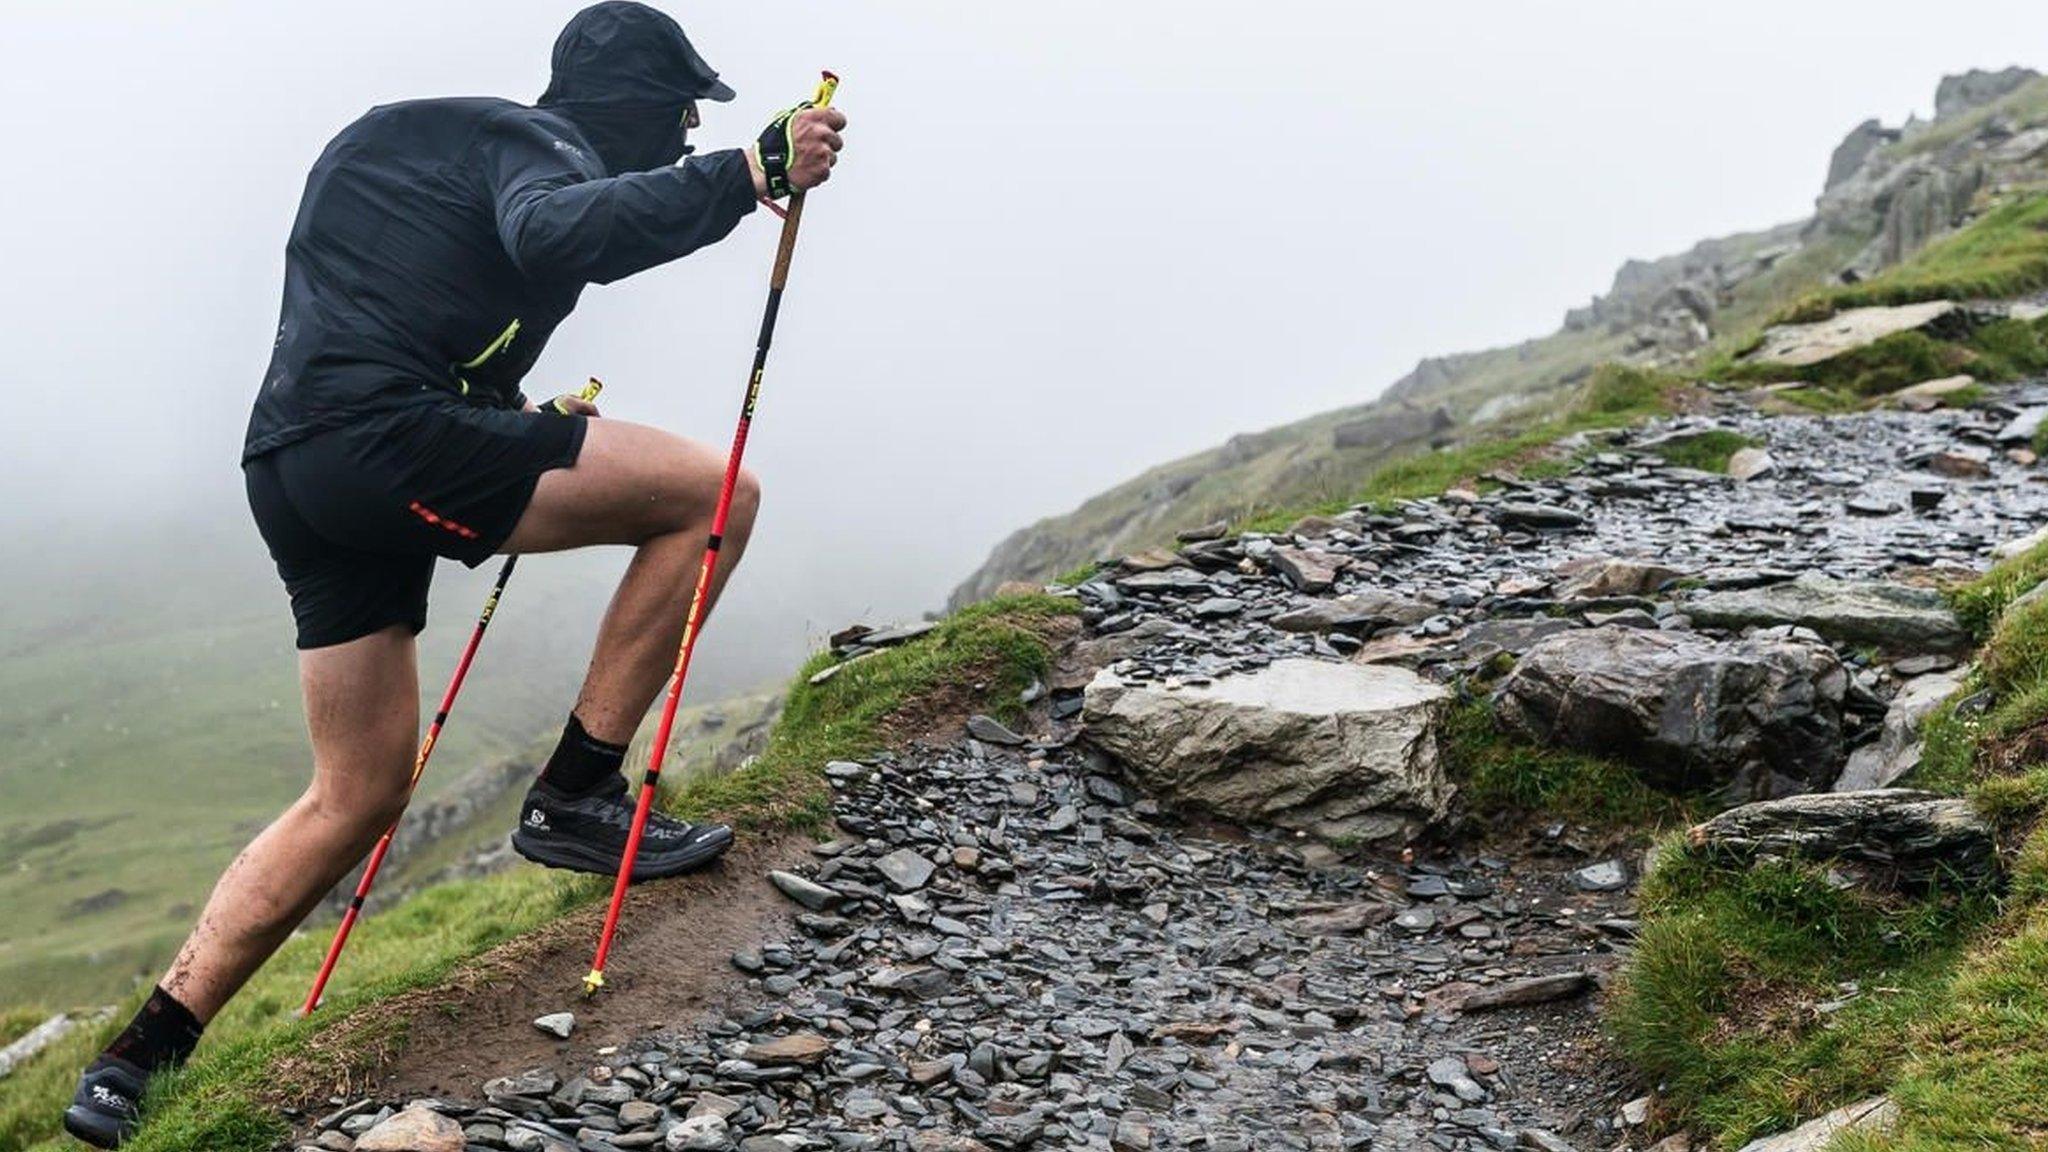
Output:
[813,71,839,109]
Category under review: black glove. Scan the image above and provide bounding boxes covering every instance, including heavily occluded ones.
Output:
[753,101,813,200]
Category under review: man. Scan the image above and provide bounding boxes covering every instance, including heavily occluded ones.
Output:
[63,4,846,1145]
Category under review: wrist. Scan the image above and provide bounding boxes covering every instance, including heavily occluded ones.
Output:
[744,147,768,198]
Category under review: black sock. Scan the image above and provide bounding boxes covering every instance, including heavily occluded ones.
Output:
[538,713,628,796]
[101,986,203,1074]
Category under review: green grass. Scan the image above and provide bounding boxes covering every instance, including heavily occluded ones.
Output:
[1950,538,2048,641]
[0,594,1076,1152]
[1609,851,1997,1149]
[1780,192,2048,322]
[1443,700,1697,829]
[1054,561,1101,586]
[1646,430,1757,473]
[1831,908,2048,1152]
[1237,364,1684,533]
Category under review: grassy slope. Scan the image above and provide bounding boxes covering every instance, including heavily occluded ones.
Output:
[1608,537,2048,1151]
[0,593,1075,1152]
[0,530,618,1011]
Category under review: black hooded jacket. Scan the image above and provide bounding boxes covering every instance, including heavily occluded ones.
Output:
[243,3,754,461]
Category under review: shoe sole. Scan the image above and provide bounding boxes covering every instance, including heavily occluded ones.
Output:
[511,825,734,881]
[63,1106,126,1149]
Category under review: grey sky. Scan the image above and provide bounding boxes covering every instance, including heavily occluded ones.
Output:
[3,1,2044,688]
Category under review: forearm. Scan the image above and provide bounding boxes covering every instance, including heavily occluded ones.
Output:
[500,149,758,284]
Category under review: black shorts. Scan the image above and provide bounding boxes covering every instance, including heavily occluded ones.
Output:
[245,399,587,650]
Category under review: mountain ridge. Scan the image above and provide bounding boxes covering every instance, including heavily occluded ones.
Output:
[948,66,2048,609]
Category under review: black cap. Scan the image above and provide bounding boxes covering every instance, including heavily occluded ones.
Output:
[541,2,735,107]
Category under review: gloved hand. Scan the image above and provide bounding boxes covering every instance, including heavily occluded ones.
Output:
[753,102,847,199]
[528,378,604,416]
[538,392,600,417]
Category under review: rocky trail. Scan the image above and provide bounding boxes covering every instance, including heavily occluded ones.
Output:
[298,384,2048,1152]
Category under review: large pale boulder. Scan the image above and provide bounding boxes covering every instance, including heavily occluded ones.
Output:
[1744,301,1958,368]
[1689,790,1995,893]
[1835,668,1968,791]
[1685,572,1966,653]
[1493,626,1847,796]
[1082,658,1452,844]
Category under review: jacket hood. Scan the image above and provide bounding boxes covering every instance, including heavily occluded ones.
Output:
[537,2,734,173]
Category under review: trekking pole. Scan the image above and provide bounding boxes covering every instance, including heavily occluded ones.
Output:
[583,71,839,997]
[300,378,603,1016]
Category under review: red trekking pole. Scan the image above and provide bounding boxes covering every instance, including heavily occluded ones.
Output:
[583,71,839,996]
[300,379,602,1015]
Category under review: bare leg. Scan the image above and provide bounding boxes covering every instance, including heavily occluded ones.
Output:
[158,627,419,1021]
[504,419,762,745]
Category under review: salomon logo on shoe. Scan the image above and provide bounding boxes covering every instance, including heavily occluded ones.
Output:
[525,808,548,829]
[89,1086,127,1109]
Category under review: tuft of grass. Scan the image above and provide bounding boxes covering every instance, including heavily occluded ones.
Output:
[1609,853,1997,1149]
[1443,700,1696,830]
[1949,539,2048,642]
[1053,561,1101,586]
[1779,193,2048,322]
[1647,430,1757,473]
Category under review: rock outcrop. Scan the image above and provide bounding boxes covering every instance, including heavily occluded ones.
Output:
[1742,301,1961,368]
[1934,67,2041,120]
[1083,658,1453,844]
[1685,573,1967,654]
[1687,789,1996,892]
[1494,626,1848,797]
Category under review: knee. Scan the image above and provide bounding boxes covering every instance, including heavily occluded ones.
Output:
[305,773,412,844]
[730,467,764,529]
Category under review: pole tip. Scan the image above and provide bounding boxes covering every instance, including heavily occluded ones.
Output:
[582,969,606,996]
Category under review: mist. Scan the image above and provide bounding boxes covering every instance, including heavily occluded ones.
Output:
[5,0,2048,696]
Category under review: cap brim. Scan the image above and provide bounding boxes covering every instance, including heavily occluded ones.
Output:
[699,77,736,102]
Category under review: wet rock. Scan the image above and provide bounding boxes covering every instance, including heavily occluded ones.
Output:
[1686,573,1966,654]
[355,1107,464,1152]
[1570,860,1629,892]
[1928,447,1993,479]
[530,1012,574,1040]
[665,1114,735,1151]
[1555,557,1685,599]
[966,714,1028,746]
[1726,447,1776,481]
[742,1032,832,1067]
[1269,590,1435,634]
[767,870,842,912]
[1494,626,1847,795]
[1426,1055,1488,1103]
[875,847,936,892]
[1496,503,1586,530]
[1459,972,1596,1012]
[1084,658,1454,844]
[1689,790,1996,892]
[1836,667,1968,791]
